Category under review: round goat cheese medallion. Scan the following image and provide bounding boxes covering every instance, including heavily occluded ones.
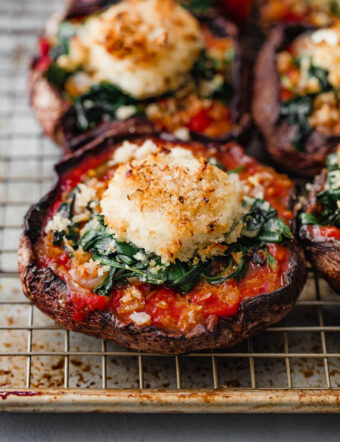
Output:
[76,0,202,99]
[101,140,243,263]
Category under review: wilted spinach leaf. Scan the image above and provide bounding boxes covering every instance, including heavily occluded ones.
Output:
[51,182,294,296]
[279,95,313,151]
[207,157,226,171]
[300,151,340,228]
[308,65,332,92]
[74,82,140,130]
[316,176,340,227]
[51,189,79,249]
[212,81,234,105]
[49,21,77,60]
[192,50,216,81]
[257,217,294,242]
[167,260,209,293]
[95,268,117,296]
[46,64,70,89]
[192,49,233,104]
[242,199,276,237]
[280,64,333,151]
[330,0,340,16]
[298,212,319,225]
[182,0,215,12]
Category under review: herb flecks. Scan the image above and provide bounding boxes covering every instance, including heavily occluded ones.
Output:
[49,21,77,60]
[74,82,141,131]
[45,65,71,89]
[192,49,234,104]
[279,63,333,152]
[182,0,215,13]
[315,153,340,227]
[48,189,293,296]
[279,95,312,152]
[46,9,235,132]
[299,151,340,228]
[50,189,80,252]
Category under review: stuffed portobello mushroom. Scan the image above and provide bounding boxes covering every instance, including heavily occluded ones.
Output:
[256,0,340,29]
[298,147,340,293]
[253,20,340,176]
[29,0,249,152]
[19,124,306,354]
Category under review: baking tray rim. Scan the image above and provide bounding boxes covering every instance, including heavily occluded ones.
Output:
[1,388,340,413]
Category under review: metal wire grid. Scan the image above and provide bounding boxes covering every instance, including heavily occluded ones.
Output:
[1,277,340,391]
[0,0,340,398]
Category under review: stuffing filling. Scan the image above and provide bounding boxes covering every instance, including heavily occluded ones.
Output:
[299,146,340,239]
[277,20,340,151]
[260,0,340,28]
[37,139,294,333]
[37,0,238,138]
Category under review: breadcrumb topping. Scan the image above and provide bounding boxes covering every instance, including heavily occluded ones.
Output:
[101,140,243,263]
[64,0,202,99]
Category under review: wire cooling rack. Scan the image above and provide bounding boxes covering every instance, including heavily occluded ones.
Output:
[0,0,340,413]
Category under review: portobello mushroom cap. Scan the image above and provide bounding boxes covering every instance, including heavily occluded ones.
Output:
[18,125,306,354]
[298,170,340,293]
[29,3,250,153]
[252,24,340,177]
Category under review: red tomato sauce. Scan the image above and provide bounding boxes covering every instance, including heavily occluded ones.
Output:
[37,140,294,333]
[217,144,294,223]
[36,37,52,71]
[302,224,340,242]
[61,241,289,333]
[218,0,253,25]
[281,11,303,23]
[145,24,237,138]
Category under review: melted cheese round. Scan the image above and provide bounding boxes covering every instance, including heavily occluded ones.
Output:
[101,141,243,263]
[68,0,202,99]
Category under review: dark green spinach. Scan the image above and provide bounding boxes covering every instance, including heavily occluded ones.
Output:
[207,157,226,171]
[308,65,332,93]
[298,212,319,225]
[80,215,210,294]
[74,82,141,130]
[266,250,278,271]
[46,64,71,89]
[257,217,294,242]
[192,49,233,104]
[81,197,292,294]
[242,199,277,238]
[279,95,313,151]
[202,256,247,285]
[52,189,79,249]
[280,64,333,151]
[299,152,340,227]
[49,188,293,296]
[182,0,215,12]
[192,50,216,81]
[49,21,77,60]
[330,0,340,16]
[212,81,234,105]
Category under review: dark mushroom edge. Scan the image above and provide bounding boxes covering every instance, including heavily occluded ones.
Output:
[298,148,340,293]
[253,23,340,177]
[18,127,306,354]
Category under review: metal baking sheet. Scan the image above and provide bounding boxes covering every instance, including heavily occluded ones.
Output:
[0,0,340,413]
